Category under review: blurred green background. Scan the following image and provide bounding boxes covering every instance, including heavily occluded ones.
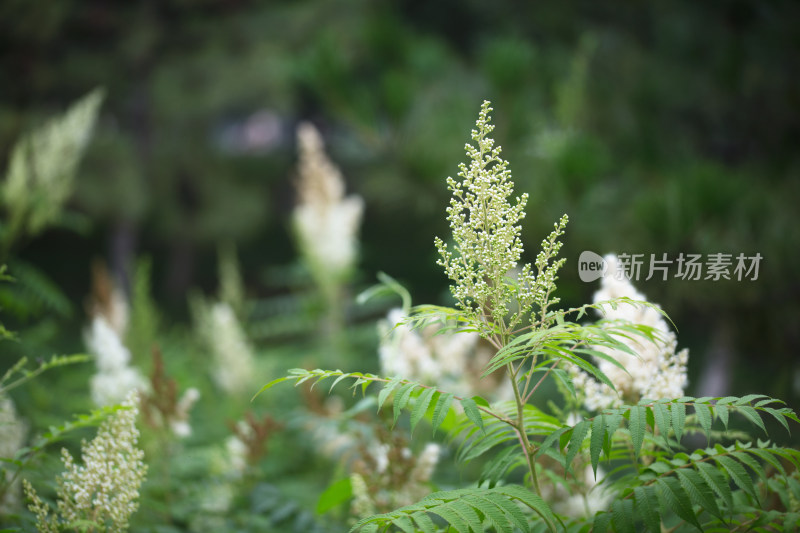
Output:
[1,0,798,409]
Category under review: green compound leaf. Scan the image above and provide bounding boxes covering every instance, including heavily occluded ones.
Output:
[715,403,729,430]
[391,515,415,533]
[460,397,485,434]
[432,392,454,436]
[378,375,404,411]
[565,420,590,472]
[634,485,661,533]
[671,401,686,444]
[392,382,416,426]
[612,499,635,533]
[652,402,671,444]
[479,491,529,531]
[410,511,436,531]
[736,405,767,435]
[694,402,713,443]
[655,477,702,531]
[462,493,512,533]
[410,387,437,436]
[675,467,723,521]
[714,454,758,502]
[629,405,647,460]
[593,511,612,533]
[761,407,791,435]
[746,447,786,476]
[349,485,559,533]
[695,460,733,510]
[603,413,624,459]
[590,415,605,477]
[733,394,769,405]
[495,484,560,531]
[447,499,483,532]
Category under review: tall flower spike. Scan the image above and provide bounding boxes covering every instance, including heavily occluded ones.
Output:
[85,316,147,407]
[293,122,364,291]
[435,101,569,338]
[436,101,529,325]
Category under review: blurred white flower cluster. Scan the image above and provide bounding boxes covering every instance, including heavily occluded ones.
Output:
[378,308,511,400]
[570,254,689,410]
[543,463,612,518]
[224,427,250,480]
[293,123,363,293]
[84,264,147,407]
[350,441,441,520]
[0,394,26,513]
[85,316,148,407]
[207,302,256,394]
[24,391,147,532]
[169,388,201,438]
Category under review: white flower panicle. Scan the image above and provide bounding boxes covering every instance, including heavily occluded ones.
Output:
[170,387,201,438]
[293,122,364,285]
[208,302,256,394]
[543,464,612,518]
[85,316,147,407]
[349,441,441,520]
[378,308,511,400]
[224,430,249,479]
[570,254,689,409]
[24,391,147,532]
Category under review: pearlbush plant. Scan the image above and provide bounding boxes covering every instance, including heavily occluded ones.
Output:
[258,101,800,532]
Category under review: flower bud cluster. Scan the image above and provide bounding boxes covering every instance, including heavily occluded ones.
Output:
[24,391,147,531]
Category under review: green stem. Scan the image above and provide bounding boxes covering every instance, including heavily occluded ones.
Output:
[508,362,541,495]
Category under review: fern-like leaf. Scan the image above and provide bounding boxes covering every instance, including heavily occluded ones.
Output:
[349,485,559,533]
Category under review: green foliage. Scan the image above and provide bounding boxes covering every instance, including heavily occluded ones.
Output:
[0,354,88,396]
[350,485,560,533]
[125,257,160,363]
